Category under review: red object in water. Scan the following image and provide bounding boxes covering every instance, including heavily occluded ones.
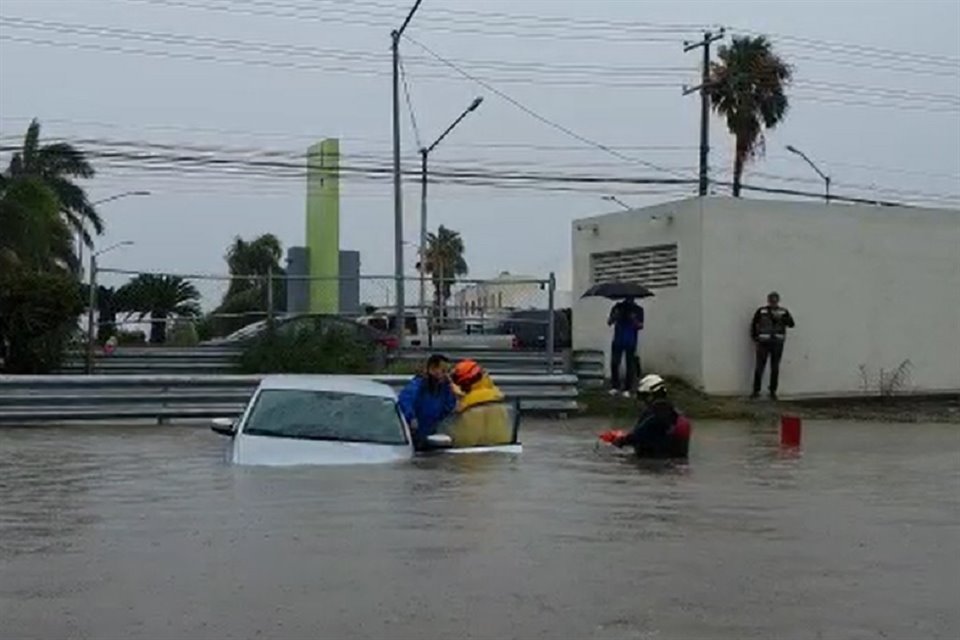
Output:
[780,414,802,447]
[673,416,692,439]
[598,429,627,444]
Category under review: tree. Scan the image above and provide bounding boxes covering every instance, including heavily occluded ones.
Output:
[4,118,101,249]
[0,270,84,373]
[0,173,77,273]
[709,36,792,197]
[423,225,468,313]
[209,234,287,337]
[116,275,201,344]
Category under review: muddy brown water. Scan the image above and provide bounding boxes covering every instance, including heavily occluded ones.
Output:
[1,419,958,639]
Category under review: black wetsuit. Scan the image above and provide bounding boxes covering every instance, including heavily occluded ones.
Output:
[619,398,684,458]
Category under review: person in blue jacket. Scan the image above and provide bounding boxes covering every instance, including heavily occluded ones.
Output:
[608,296,644,397]
[397,354,458,450]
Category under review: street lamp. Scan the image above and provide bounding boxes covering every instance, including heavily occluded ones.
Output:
[785,145,831,202]
[85,240,135,373]
[418,96,484,312]
[79,190,151,268]
[602,195,632,211]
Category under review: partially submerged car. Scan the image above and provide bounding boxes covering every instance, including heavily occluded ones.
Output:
[211,375,521,466]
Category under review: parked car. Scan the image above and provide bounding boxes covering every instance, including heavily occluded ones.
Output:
[209,375,522,465]
[202,314,399,352]
[211,376,415,466]
[356,312,517,350]
[496,309,571,351]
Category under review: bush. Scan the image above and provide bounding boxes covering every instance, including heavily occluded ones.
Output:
[239,325,377,374]
[116,329,147,346]
[168,319,199,347]
[0,270,84,373]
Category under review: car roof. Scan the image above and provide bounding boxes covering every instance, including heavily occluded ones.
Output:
[258,375,397,399]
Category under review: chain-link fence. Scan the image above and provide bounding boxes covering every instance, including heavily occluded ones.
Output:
[83,265,561,372]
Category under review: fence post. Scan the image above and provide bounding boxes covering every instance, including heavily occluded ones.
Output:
[266,267,275,327]
[85,255,98,374]
[546,272,556,374]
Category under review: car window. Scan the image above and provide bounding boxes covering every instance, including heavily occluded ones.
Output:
[367,317,388,332]
[405,316,419,335]
[242,390,407,445]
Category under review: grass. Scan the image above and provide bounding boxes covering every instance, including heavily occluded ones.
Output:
[580,376,960,424]
[581,376,763,421]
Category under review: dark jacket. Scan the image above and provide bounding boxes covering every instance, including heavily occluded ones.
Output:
[397,375,457,440]
[608,301,644,349]
[751,306,795,343]
[617,397,688,458]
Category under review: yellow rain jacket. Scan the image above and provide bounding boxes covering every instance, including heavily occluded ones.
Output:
[446,374,513,447]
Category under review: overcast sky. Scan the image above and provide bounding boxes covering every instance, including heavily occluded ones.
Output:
[1,0,958,303]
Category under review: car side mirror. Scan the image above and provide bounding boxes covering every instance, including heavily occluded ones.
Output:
[210,417,236,437]
[425,434,453,449]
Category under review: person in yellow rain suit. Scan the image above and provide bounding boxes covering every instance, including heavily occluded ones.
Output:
[446,359,514,448]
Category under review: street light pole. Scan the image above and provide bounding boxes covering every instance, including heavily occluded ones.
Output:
[392,0,423,347]
[85,240,134,374]
[418,96,484,314]
[79,190,151,273]
[786,145,831,203]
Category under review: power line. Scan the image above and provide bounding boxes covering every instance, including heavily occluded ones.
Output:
[2,18,955,102]
[397,52,422,150]
[402,33,694,180]
[124,0,696,43]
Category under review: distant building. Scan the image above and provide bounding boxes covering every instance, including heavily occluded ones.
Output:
[286,247,360,316]
[573,197,960,397]
[450,272,571,319]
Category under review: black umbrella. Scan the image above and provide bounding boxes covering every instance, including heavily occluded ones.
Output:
[581,281,654,300]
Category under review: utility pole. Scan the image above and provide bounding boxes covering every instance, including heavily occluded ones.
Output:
[391,0,423,347]
[683,28,725,196]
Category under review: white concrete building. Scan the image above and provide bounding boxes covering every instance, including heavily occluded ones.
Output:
[572,197,960,397]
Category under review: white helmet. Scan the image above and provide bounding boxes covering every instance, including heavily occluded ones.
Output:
[637,374,667,395]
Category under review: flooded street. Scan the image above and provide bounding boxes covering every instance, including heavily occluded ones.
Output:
[1,419,958,639]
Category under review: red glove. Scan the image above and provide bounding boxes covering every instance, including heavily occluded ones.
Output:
[599,429,627,445]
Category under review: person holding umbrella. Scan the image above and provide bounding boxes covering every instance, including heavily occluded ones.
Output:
[583,282,653,398]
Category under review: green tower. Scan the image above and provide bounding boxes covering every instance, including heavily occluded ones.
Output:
[305,138,340,313]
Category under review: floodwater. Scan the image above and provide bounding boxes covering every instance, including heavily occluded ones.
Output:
[1,420,958,640]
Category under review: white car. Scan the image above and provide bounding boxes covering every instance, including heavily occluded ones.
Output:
[211,375,522,466]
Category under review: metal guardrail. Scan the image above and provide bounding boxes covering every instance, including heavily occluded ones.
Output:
[573,350,605,384]
[59,346,567,376]
[0,373,579,423]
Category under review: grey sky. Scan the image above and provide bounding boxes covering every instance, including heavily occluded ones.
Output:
[1,0,958,303]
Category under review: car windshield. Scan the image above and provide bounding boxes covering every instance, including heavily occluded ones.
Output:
[242,389,407,445]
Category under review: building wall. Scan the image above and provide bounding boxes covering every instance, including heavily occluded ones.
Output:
[700,198,960,396]
[338,250,360,316]
[450,274,569,317]
[572,198,705,385]
[285,247,309,314]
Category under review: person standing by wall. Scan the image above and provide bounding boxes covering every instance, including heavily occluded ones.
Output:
[608,296,644,397]
[750,292,796,400]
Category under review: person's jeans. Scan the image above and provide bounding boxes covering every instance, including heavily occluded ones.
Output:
[611,343,638,392]
[753,340,785,395]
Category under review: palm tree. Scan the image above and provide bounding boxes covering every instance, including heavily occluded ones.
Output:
[0,173,77,273]
[709,36,792,196]
[4,119,101,249]
[423,225,468,314]
[210,234,286,336]
[116,275,201,344]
